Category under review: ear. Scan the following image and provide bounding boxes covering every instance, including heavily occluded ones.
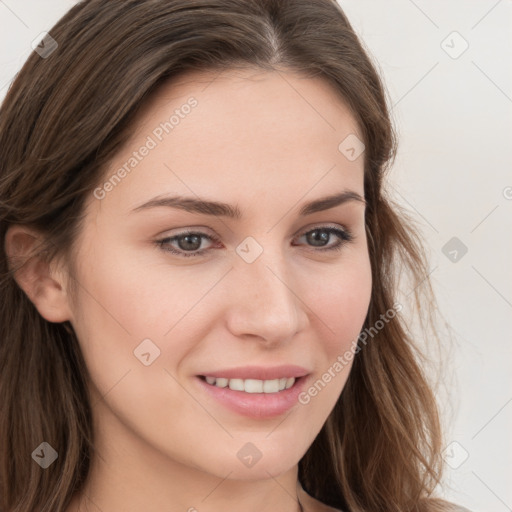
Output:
[4,225,73,323]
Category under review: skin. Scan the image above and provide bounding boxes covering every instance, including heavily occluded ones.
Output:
[6,67,372,512]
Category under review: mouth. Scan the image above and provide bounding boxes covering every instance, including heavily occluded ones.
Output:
[195,372,309,419]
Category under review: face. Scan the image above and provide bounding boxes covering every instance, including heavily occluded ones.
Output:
[65,67,372,482]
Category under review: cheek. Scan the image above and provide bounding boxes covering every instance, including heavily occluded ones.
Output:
[295,255,371,417]
[308,252,372,355]
[68,241,173,390]
[73,238,183,336]
[70,240,223,385]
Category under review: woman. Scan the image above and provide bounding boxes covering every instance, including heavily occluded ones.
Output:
[0,1,470,511]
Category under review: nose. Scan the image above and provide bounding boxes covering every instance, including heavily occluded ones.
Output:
[224,249,309,347]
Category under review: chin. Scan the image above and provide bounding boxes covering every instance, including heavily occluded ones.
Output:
[196,445,301,481]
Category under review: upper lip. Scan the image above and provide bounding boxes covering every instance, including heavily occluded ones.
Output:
[198,365,310,381]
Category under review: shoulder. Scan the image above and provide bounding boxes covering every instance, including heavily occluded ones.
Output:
[297,483,343,512]
[297,485,473,512]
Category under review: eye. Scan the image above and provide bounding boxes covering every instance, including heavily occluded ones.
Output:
[156,230,219,258]
[155,225,354,258]
[293,226,354,253]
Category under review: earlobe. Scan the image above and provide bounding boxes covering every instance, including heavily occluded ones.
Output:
[4,225,73,323]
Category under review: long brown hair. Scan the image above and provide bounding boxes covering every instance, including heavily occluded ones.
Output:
[0,1,453,510]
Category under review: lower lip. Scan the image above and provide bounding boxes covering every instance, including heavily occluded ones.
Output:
[195,375,309,419]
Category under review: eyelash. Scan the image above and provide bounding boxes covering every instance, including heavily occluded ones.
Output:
[155,226,354,258]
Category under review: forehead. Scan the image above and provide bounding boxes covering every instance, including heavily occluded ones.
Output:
[89,67,365,219]
[136,66,361,142]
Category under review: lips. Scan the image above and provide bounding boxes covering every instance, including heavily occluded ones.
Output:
[194,365,311,419]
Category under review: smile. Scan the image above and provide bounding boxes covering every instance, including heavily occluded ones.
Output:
[195,373,308,419]
[201,376,296,393]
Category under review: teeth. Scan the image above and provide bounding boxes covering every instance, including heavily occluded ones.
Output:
[203,376,296,393]
[215,377,228,388]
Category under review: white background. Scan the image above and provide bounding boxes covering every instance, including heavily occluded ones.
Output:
[1,1,511,511]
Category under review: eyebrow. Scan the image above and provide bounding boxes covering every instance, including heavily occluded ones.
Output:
[130,190,366,218]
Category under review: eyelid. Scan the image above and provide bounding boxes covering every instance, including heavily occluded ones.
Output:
[155,223,355,259]
[157,223,349,240]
